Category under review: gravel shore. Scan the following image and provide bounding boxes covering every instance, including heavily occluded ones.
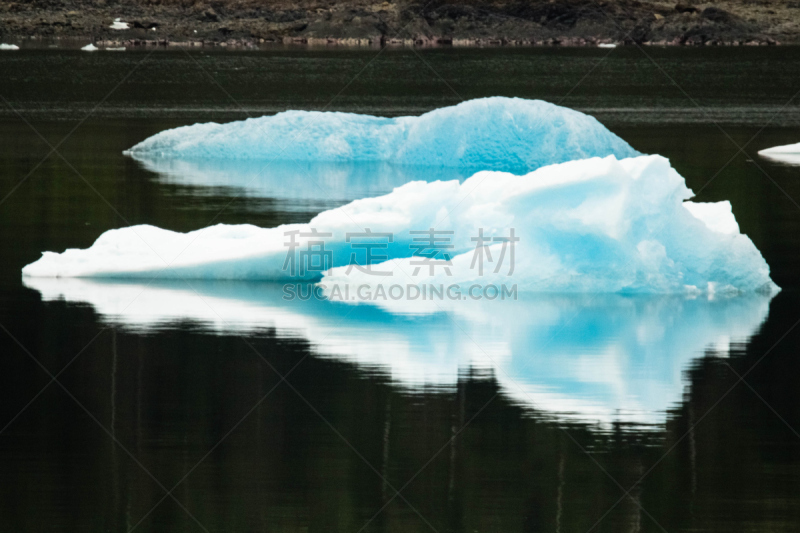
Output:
[1,0,797,48]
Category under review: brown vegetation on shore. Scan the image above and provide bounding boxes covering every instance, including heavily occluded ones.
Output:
[1,0,797,47]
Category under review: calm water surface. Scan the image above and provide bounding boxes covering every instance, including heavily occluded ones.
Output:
[2,48,800,532]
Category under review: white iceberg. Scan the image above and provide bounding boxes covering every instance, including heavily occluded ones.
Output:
[22,155,778,294]
[758,142,800,165]
[22,277,774,425]
[109,18,130,30]
[0,43,20,50]
[81,43,99,51]
[124,97,639,172]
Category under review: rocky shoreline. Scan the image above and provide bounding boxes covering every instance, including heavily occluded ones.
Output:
[1,0,798,48]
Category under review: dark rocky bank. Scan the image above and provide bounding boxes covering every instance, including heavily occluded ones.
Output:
[1,0,798,47]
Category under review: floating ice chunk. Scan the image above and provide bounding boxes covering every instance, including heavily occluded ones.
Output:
[758,142,800,165]
[22,155,778,294]
[124,97,639,172]
[759,142,800,155]
[81,43,99,51]
[110,18,130,30]
[598,43,617,49]
[22,277,773,425]
[0,43,19,50]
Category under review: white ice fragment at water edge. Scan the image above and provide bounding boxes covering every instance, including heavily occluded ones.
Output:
[758,142,800,165]
[759,142,800,155]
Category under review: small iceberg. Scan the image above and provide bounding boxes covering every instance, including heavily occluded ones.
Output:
[124,97,639,173]
[598,43,617,49]
[22,155,778,295]
[81,43,99,51]
[109,18,130,30]
[758,142,800,165]
[0,43,19,50]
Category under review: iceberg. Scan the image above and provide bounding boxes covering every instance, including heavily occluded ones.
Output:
[0,43,20,50]
[758,142,800,165]
[22,277,773,425]
[81,43,99,52]
[22,155,778,294]
[124,97,638,172]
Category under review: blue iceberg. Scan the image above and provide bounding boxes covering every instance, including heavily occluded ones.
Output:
[124,97,638,172]
[22,155,778,294]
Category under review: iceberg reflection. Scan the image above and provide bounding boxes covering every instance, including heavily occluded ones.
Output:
[130,155,471,206]
[24,277,772,426]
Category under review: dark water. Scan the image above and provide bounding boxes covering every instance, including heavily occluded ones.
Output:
[2,48,800,532]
